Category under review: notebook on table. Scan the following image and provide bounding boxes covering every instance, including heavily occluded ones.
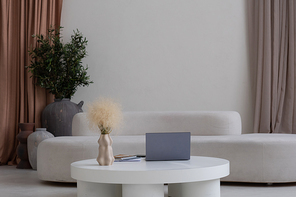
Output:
[145,132,191,161]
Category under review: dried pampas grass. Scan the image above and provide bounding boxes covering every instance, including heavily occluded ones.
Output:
[87,98,123,134]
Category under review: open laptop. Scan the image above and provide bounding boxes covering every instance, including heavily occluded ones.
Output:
[145,132,191,161]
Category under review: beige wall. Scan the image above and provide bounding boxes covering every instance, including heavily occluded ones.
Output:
[61,0,254,133]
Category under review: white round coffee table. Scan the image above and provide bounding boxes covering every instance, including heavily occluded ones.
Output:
[71,156,229,197]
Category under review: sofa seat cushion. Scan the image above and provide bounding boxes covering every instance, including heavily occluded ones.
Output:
[38,133,296,183]
[37,136,145,182]
[191,134,296,183]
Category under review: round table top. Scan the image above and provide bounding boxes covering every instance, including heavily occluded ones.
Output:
[71,156,229,184]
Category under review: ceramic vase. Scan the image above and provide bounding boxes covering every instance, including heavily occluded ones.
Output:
[17,123,35,169]
[41,98,84,136]
[97,134,115,166]
[27,128,54,170]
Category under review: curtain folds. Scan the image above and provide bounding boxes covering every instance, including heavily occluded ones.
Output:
[250,0,296,133]
[0,0,63,165]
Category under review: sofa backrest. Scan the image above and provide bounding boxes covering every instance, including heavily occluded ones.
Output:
[72,111,242,136]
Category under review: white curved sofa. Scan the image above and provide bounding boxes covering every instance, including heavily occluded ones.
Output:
[37,111,296,183]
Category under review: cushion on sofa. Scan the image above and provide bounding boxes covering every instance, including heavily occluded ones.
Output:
[72,111,242,136]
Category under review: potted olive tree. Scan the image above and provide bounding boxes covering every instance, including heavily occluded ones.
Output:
[28,27,93,136]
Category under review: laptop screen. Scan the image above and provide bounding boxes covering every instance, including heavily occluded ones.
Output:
[145,132,191,161]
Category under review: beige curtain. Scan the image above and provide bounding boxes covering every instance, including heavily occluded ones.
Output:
[0,0,63,165]
[250,0,296,133]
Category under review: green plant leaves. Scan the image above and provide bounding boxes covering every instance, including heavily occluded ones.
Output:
[28,27,93,99]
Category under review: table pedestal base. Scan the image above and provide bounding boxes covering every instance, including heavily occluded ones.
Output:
[168,179,220,197]
[122,184,163,197]
[77,181,122,197]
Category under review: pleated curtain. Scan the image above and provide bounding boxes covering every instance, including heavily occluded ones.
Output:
[0,0,63,165]
[250,0,296,133]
